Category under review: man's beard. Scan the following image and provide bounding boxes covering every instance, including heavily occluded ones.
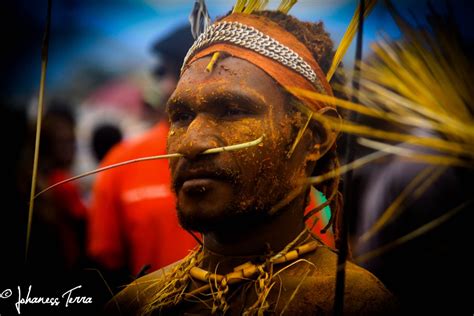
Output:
[173,157,297,234]
[176,196,274,234]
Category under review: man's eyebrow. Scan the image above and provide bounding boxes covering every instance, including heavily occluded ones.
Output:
[167,90,267,113]
[207,91,266,111]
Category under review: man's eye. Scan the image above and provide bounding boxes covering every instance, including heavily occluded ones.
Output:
[223,107,248,117]
[171,112,195,124]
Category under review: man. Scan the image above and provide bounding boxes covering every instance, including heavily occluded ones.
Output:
[87,25,196,283]
[107,10,395,315]
[33,104,88,273]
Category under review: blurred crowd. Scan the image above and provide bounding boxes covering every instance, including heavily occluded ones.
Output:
[0,24,198,313]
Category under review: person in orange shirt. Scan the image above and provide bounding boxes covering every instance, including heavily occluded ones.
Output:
[87,25,196,285]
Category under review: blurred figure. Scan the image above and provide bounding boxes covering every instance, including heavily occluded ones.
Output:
[25,102,88,274]
[350,126,472,314]
[87,25,196,289]
[91,123,123,162]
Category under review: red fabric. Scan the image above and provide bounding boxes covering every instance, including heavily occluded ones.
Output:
[47,169,88,268]
[305,192,335,248]
[87,122,196,274]
[49,169,88,220]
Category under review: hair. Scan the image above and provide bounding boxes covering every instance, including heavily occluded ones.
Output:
[40,104,76,169]
[255,10,346,251]
[91,123,123,162]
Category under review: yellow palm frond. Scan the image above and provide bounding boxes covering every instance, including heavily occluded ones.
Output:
[327,0,378,81]
[286,87,474,161]
[277,0,297,14]
[354,200,471,264]
[288,5,473,248]
[233,0,247,13]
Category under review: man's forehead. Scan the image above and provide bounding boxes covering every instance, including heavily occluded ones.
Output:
[170,57,285,108]
[179,56,270,85]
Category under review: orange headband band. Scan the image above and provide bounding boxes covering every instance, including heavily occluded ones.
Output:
[182,13,333,112]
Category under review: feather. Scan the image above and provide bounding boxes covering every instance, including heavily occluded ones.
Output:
[189,0,211,40]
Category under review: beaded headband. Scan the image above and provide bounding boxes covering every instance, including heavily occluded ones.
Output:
[182,21,319,88]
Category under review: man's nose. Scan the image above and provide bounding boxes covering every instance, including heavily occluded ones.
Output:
[178,114,221,160]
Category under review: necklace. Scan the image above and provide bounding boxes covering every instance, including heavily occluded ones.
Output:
[187,240,318,296]
[143,229,320,315]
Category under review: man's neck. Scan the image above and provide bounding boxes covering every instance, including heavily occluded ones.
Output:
[200,195,307,274]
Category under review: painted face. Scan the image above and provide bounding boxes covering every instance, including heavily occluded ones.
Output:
[166,56,313,232]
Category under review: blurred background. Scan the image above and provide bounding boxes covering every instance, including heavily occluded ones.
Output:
[1,0,473,314]
[3,0,472,192]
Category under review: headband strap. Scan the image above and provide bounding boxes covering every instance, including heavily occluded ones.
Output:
[182,13,333,111]
[183,21,320,88]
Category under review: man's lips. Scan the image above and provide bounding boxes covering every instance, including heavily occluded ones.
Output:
[174,169,234,192]
[181,178,222,194]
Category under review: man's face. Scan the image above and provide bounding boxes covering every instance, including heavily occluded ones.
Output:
[166,56,312,232]
[47,116,76,168]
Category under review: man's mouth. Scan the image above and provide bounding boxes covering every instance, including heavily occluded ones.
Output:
[175,168,234,194]
[182,178,220,194]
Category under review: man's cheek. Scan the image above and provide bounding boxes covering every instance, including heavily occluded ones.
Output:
[169,160,177,174]
[219,118,264,140]
[166,132,184,152]
[166,138,180,170]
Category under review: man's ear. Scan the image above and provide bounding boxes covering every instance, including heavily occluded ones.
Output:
[309,107,340,158]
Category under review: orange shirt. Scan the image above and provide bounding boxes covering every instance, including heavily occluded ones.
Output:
[49,169,88,221]
[87,122,196,275]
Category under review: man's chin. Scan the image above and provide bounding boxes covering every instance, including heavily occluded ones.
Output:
[177,204,271,234]
[177,211,220,233]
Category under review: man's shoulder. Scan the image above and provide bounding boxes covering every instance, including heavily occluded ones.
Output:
[283,246,397,314]
[103,261,180,316]
[304,246,390,291]
[343,261,396,314]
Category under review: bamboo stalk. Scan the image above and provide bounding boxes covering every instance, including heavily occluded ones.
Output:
[206,52,220,72]
[26,0,52,262]
[34,135,264,198]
